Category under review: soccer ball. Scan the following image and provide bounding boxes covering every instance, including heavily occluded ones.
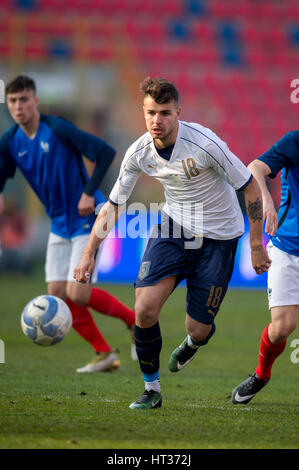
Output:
[21,295,72,346]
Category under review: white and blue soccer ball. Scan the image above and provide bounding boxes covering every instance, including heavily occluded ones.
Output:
[21,295,72,346]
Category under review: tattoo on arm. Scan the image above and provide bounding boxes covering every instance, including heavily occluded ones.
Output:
[247,198,263,222]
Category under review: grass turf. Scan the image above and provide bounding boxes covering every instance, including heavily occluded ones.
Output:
[0,275,298,449]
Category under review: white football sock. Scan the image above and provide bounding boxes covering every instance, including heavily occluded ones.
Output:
[187,334,200,349]
[145,379,161,393]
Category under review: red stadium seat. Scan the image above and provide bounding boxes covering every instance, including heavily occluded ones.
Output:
[191,22,215,41]
[1,0,297,162]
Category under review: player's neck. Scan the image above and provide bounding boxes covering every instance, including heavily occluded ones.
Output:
[19,111,40,140]
[154,139,175,150]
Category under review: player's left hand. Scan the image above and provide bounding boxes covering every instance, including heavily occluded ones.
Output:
[251,244,272,275]
[263,198,278,237]
[78,193,95,217]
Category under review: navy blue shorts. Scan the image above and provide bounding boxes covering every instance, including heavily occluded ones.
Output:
[135,220,238,324]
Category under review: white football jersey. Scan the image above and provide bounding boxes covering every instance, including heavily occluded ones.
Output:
[109,121,252,240]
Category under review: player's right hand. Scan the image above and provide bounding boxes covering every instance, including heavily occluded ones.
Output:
[251,244,272,275]
[78,193,95,217]
[73,253,95,283]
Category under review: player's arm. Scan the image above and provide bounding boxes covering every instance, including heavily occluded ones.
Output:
[74,143,142,282]
[242,176,272,275]
[250,131,299,236]
[44,115,116,216]
[77,137,116,217]
[248,159,277,236]
[204,137,271,275]
[77,139,116,216]
[74,200,122,282]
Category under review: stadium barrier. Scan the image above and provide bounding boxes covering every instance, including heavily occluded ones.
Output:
[97,211,269,288]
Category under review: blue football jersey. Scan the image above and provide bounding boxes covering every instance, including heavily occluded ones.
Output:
[258,131,299,256]
[0,114,116,238]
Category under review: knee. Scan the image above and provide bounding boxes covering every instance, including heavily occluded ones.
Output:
[67,292,85,306]
[67,290,86,307]
[48,284,67,301]
[186,317,216,344]
[187,324,212,343]
[134,298,159,328]
[270,319,297,343]
[65,283,89,306]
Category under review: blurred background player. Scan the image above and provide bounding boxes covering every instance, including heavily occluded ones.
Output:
[74,77,271,409]
[232,131,299,404]
[0,194,33,274]
[0,75,137,373]
[0,194,4,258]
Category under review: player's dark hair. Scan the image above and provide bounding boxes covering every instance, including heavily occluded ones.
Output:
[139,76,179,104]
[5,75,36,95]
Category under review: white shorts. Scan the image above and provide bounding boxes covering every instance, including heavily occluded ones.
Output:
[267,240,299,309]
[45,232,101,284]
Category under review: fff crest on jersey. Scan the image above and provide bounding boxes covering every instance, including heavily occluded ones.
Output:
[41,141,50,153]
[138,261,151,280]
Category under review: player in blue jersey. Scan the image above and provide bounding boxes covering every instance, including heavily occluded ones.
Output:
[0,75,136,372]
[232,131,299,404]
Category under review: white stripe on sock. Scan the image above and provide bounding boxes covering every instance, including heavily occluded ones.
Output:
[145,379,161,393]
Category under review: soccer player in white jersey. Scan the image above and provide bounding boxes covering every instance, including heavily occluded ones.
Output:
[74,77,271,409]
[232,131,299,404]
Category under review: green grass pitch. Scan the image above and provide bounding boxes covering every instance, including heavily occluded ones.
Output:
[0,275,298,449]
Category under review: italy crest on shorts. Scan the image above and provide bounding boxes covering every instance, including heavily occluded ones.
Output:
[138,261,151,280]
